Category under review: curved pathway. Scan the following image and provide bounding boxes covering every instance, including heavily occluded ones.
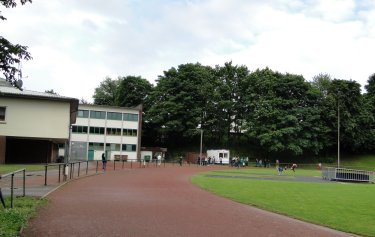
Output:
[22,166,354,237]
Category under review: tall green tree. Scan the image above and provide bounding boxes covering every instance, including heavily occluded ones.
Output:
[146,63,215,146]
[243,68,324,159]
[93,77,120,106]
[365,73,375,96]
[115,76,153,108]
[311,73,332,98]
[322,79,364,152]
[1,0,32,89]
[212,62,249,144]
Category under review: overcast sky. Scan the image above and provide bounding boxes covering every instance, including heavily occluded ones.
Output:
[2,0,375,101]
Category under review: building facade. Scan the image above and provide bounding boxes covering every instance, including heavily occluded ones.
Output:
[67,104,142,162]
[0,78,78,163]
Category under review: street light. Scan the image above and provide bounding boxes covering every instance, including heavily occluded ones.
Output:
[200,127,203,166]
[337,102,340,168]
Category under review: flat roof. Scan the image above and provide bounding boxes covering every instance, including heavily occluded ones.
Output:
[79,103,142,112]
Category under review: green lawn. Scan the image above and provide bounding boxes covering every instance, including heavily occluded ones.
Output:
[192,168,375,237]
[0,197,47,237]
[340,155,375,170]
[0,164,50,175]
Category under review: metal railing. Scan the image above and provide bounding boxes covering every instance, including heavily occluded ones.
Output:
[0,169,26,208]
[44,161,93,186]
[322,167,374,183]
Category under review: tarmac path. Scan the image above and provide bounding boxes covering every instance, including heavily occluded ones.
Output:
[22,166,354,237]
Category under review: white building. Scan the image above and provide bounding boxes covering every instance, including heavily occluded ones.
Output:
[0,78,78,164]
[67,104,142,162]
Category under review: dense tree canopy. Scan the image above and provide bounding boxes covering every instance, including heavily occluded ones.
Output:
[92,62,375,161]
[116,76,152,108]
[243,68,324,158]
[0,0,32,89]
[93,77,120,106]
[145,63,214,145]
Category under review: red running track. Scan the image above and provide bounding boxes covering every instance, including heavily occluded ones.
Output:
[22,166,355,237]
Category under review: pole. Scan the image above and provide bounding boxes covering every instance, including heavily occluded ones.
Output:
[200,128,203,166]
[23,169,25,197]
[10,174,14,208]
[338,103,340,168]
[44,165,47,186]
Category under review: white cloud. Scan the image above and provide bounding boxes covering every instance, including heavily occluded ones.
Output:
[1,0,375,101]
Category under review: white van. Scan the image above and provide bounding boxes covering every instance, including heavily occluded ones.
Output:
[206,149,230,164]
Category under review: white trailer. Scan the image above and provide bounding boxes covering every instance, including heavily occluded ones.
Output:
[206,149,230,164]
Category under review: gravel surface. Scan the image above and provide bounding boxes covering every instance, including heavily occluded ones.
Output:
[22,166,355,237]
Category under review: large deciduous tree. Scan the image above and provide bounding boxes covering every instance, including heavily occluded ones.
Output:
[243,68,324,158]
[212,62,249,144]
[115,76,153,108]
[93,77,120,106]
[1,0,32,89]
[322,79,364,152]
[146,63,215,146]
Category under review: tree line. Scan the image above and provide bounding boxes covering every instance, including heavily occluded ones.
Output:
[93,62,375,162]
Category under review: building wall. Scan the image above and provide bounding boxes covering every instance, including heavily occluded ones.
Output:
[0,98,71,139]
[68,104,141,161]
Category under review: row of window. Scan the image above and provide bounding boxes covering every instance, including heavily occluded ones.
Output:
[77,110,138,121]
[72,125,137,136]
[88,142,136,152]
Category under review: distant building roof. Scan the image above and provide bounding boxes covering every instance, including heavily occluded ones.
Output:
[0,78,79,124]
[0,78,76,101]
[79,103,143,112]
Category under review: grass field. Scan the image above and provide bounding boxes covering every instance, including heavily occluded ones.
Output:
[192,167,375,237]
[0,164,52,175]
[0,197,47,237]
[340,155,375,169]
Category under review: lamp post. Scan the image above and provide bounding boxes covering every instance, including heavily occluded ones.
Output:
[200,127,203,166]
[337,102,340,168]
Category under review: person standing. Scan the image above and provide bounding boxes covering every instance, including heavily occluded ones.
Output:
[102,153,107,172]
[157,154,162,166]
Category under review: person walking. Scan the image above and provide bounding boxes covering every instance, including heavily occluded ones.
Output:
[102,153,107,172]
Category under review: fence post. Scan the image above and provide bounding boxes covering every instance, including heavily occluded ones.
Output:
[114,160,116,170]
[78,162,81,177]
[23,169,25,197]
[96,161,98,173]
[70,163,73,179]
[86,161,89,175]
[58,164,61,182]
[10,173,14,208]
[44,165,48,186]
[122,160,124,169]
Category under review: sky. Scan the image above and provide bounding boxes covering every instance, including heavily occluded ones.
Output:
[2,0,375,102]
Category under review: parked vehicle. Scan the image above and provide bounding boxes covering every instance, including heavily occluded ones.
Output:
[206,149,230,165]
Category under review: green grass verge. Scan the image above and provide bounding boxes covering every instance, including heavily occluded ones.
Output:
[192,168,375,237]
[340,155,375,169]
[0,164,52,175]
[0,197,47,237]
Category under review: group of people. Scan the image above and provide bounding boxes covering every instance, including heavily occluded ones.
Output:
[230,157,247,168]
[197,156,221,166]
[275,160,298,175]
[255,158,271,168]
